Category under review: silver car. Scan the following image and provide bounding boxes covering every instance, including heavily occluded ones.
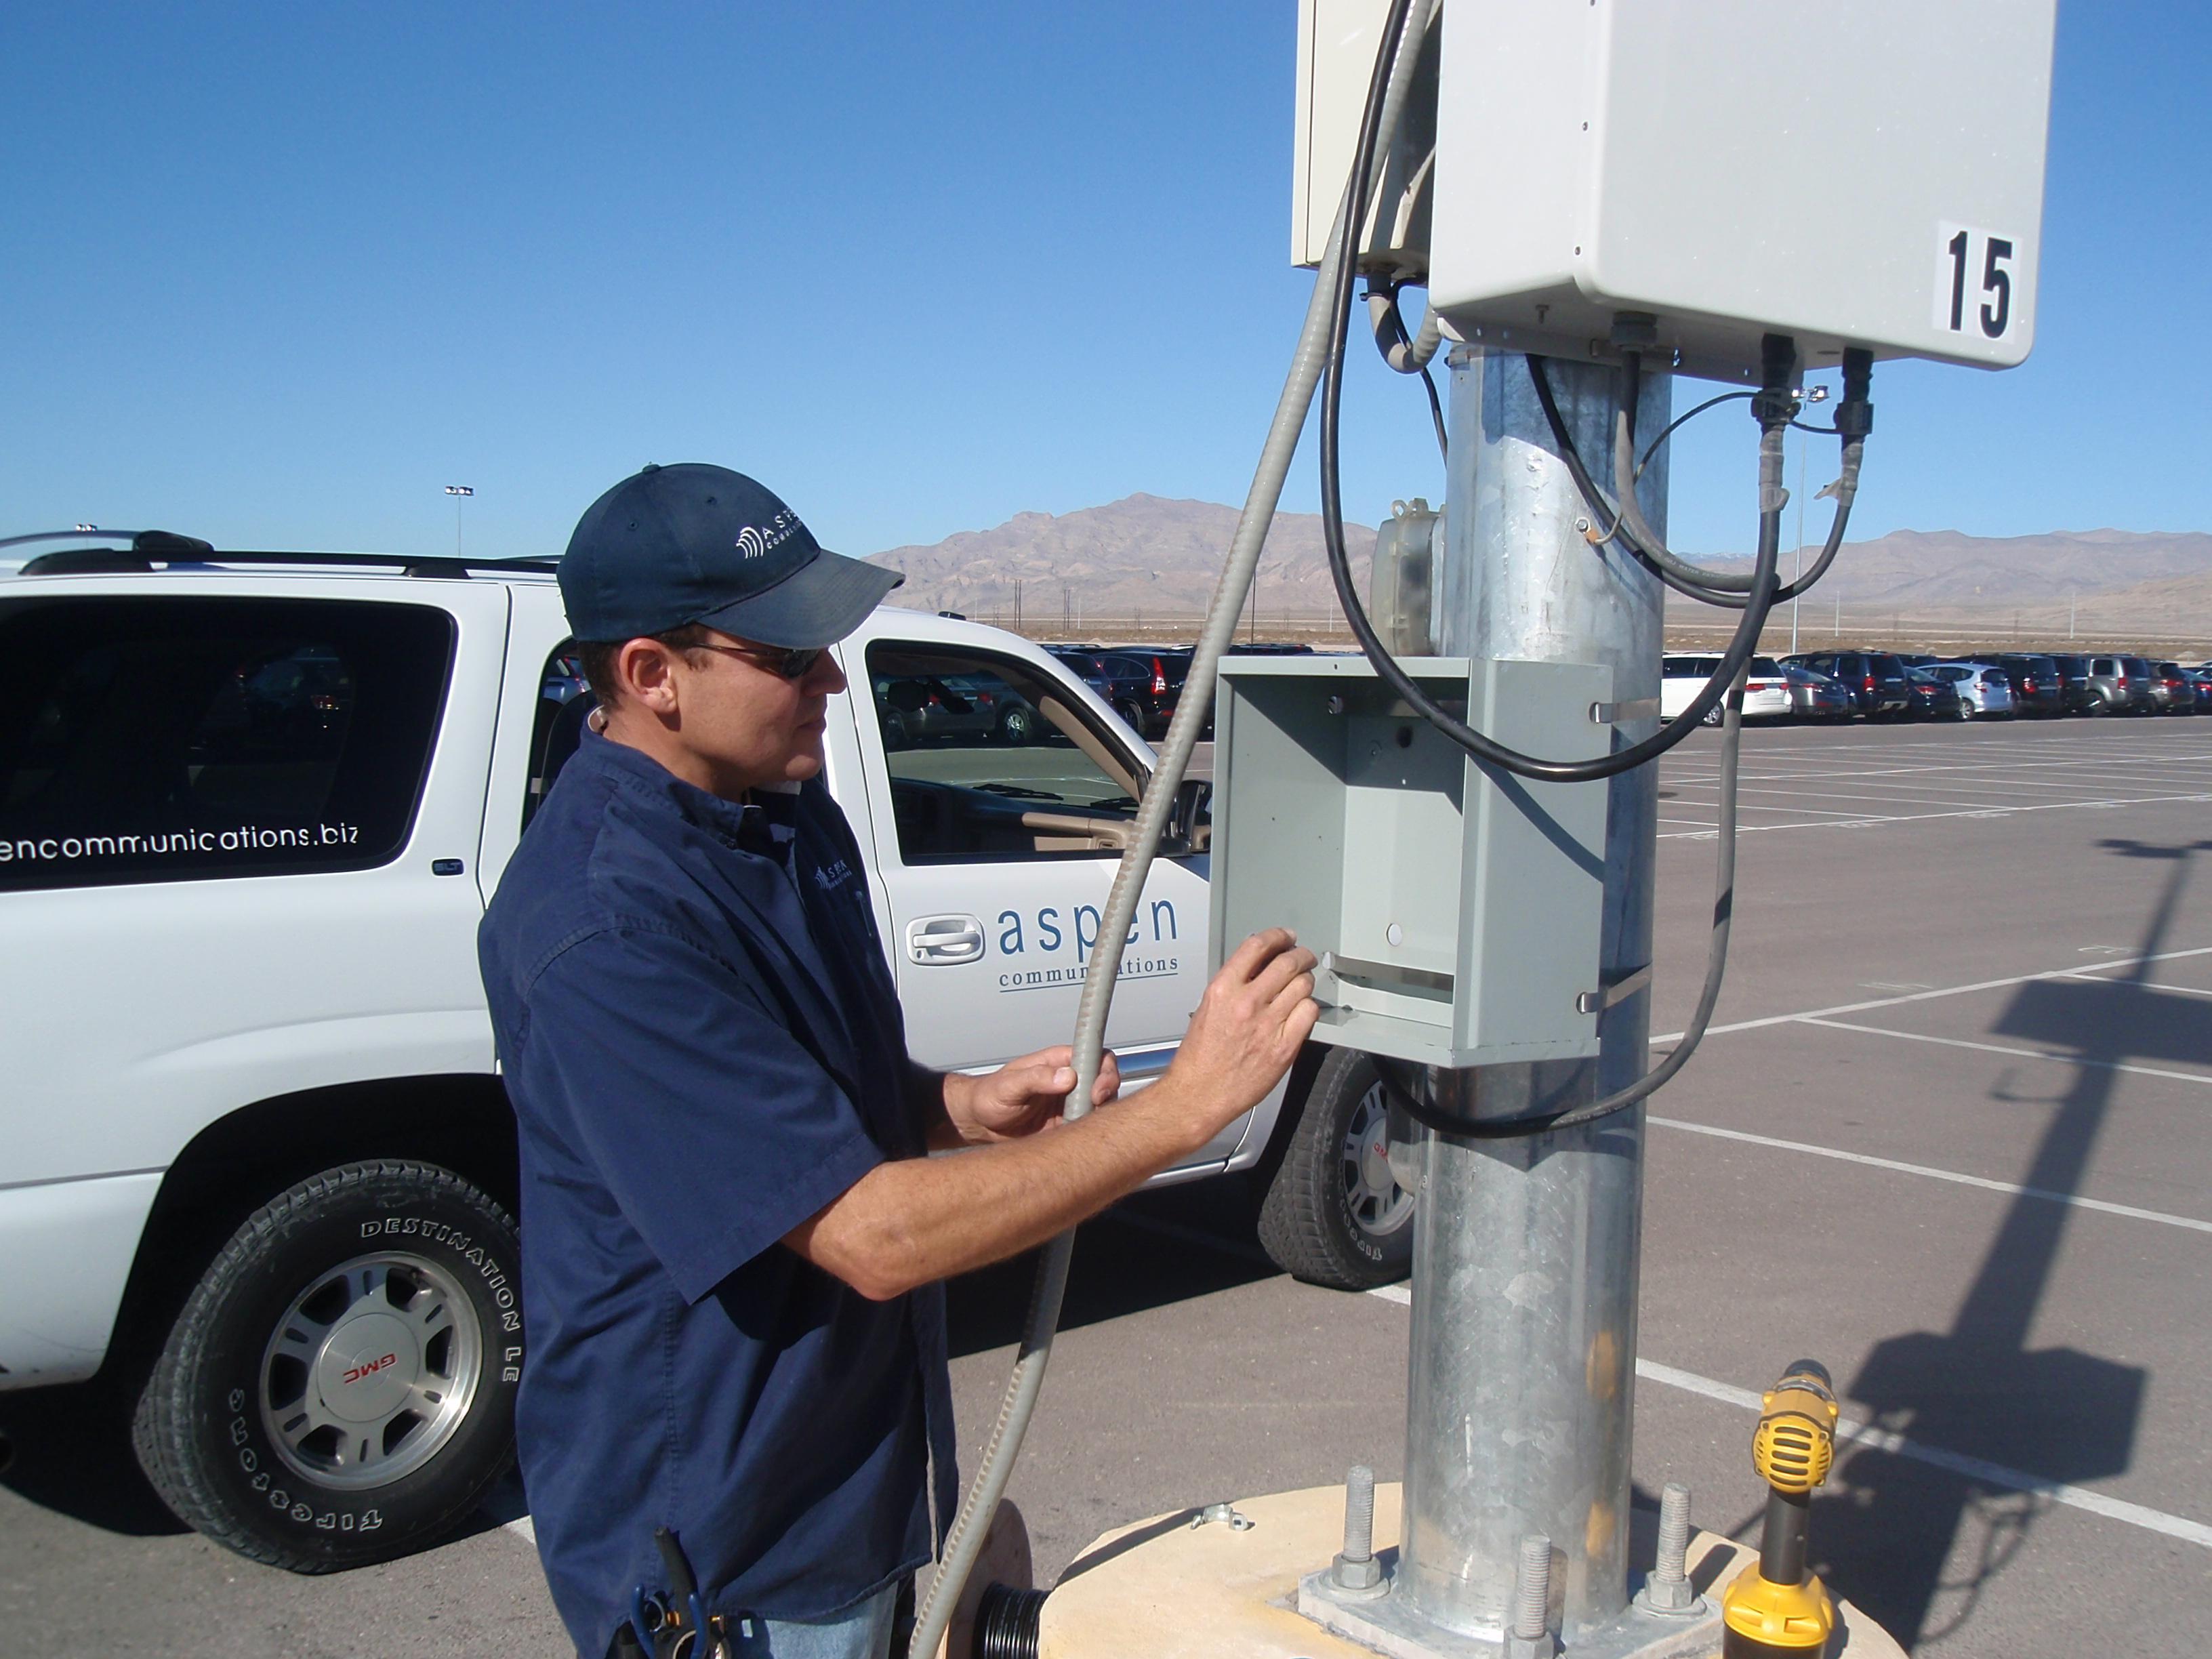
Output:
[1927,661,2015,717]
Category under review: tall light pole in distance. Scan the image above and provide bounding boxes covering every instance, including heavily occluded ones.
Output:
[445,485,474,558]
[1790,384,1830,655]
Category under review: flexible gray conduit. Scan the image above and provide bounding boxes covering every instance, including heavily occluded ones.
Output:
[903,3,1439,1652]
[1368,289,1443,373]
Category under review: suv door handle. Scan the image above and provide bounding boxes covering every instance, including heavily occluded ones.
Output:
[906,914,985,966]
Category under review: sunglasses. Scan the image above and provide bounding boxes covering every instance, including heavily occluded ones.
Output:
[691,640,826,681]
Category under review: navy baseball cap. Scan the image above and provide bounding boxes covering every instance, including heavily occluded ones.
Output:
[558,463,903,647]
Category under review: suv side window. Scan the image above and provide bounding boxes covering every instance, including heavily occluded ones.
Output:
[865,642,1154,865]
[0,596,453,890]
[523,640,593,831]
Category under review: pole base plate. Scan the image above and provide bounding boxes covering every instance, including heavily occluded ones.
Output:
[1035,1483,1905,1659]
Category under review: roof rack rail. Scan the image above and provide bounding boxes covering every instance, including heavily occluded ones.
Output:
[141,549,562,579]
[9,539,560,580]
[0,528,169,552]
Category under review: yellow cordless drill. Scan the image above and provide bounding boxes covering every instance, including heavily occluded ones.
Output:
[1720,1359,1841,1659]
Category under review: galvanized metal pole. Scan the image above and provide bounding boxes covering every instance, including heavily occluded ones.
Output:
[1398,346,1668,1647]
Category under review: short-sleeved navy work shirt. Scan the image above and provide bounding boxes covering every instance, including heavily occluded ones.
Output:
[478,727,957,1655]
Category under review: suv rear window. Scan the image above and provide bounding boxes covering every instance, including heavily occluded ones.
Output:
[0,596,453,890]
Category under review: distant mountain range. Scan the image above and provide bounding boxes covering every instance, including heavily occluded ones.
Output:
[1660,528,2212,616]
[866,499,2212,630]
[866,494,1374,623]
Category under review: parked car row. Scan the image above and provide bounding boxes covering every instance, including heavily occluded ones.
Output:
[1025,641,2212,735]
[1654,648,2212,723]
[1041,640,1319,741]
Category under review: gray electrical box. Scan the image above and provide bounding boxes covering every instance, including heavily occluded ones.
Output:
[1210,655,1613,1069]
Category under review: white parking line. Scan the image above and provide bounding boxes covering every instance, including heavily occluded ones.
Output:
[1667,771,2212,801]
[1696,798,1923,821]
[1799,1017,2212,1088]
[1713,782,2041,806]
[1671,753,2212,786]
[1650,943,2212,1042]
[1659,791,2212,840]
[1633,1359,2212,1551]
[2064,971,2212,998]
[1361,1285,2212,1549]
[1647,1115,2212,1233]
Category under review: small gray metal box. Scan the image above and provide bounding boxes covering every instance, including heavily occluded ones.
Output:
[1209,655,1612,1069]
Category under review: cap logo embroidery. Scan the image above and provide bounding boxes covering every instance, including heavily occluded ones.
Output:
[736,509,801,561]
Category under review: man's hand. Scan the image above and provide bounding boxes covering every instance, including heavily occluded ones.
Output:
[946,1046,1124,1145]
[1151,928,1319,1155]
[790,938,1313,1301]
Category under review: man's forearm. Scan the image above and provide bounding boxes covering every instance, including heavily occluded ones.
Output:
[905,1059,964,1150]
[785,1081,1200,1300]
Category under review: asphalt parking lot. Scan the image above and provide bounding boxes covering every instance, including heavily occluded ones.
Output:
[6,714,2211,1656]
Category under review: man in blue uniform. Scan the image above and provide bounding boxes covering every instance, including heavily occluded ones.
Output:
[479,464,1317,1658]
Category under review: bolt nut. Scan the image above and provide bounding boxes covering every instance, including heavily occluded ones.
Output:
[1636,1479,1702,1616]
[1331,1551,1385,1593]
[1637,1574,1700,1615]
[1503,1635,1557,1659]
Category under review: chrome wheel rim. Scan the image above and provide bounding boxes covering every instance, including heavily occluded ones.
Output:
[260,1250,483,1491]
[1340,1082,1416,1239]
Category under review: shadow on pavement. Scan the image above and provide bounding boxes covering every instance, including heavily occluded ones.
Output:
[1798,835,2201,1645]
[947,1179,1282,1359]
[0,1370,186,1538]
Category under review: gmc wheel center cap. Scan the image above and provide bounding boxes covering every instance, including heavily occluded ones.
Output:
[1360,1136,1394,1196]
[316,1313,421,1424]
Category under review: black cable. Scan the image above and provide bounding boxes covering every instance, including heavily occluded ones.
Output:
[1315,1,1794,780]
[1417,363,1448,459]
[1525,354,1753,608]
[1526,351,1868,614]
[1324,335,1788,779]
[1635,390,1755,478]
[1368,279,1448,459]
[1378,658,1750,1138]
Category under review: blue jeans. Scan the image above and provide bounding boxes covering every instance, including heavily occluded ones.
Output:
[726,1583,899,1659]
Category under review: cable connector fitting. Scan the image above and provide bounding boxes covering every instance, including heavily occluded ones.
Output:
[1610,310,1660,350]
[1749,335,1801,432]
[1834,346,1875,438]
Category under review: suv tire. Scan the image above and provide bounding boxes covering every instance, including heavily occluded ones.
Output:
[131,1160,522,1571]
[1257,1048,1414,1290]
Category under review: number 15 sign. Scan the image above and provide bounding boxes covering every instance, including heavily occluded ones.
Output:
[1936,222,2024,347]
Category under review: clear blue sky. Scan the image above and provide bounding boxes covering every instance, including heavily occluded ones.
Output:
[3,2,2202,564]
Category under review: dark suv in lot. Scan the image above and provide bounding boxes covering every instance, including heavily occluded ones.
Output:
[1783,650,1912,719]
[2046,654,2096,714]
[1105,649,1191,739]
[1990,653,2066,718]
[1045,647,1162,736]
[2150,661,2200,715]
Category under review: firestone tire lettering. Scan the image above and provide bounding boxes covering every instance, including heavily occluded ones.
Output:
[132,1161,522,1572]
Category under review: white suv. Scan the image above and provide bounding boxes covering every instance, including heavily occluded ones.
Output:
[0,536,1406,1570]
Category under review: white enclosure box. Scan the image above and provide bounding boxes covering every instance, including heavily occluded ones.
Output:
[1298,0,2057,382]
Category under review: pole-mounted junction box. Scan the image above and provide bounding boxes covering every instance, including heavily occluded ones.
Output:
[1208,655,1613,1069]
[1296,0,2057,382]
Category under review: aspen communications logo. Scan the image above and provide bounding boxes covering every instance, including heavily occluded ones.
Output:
[737,509,802,561]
